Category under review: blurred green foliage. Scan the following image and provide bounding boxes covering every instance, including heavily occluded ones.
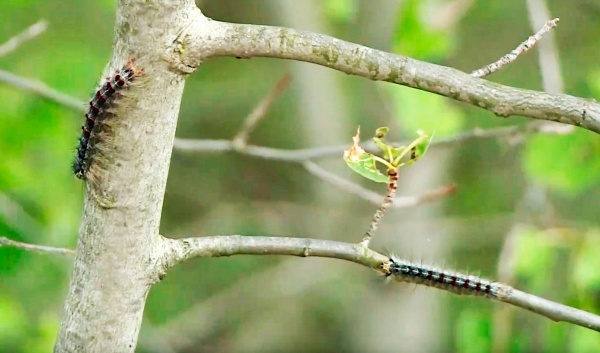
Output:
[523,130,600,194]
[0,1,599,352]
[393,0,454,61]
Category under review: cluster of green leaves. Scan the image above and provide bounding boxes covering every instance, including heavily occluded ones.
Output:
[343,127,431,183]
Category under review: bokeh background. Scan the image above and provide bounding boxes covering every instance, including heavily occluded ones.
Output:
[1,0,600,352]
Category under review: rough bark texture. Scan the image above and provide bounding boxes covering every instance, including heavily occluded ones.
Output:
[54,1,203,352]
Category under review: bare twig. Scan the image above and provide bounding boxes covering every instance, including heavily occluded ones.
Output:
[175,120,574,161]
[501,287,600,332]
[0,20,48,58]
[471,18,559,78]
[0,236,75,257]
[0,70,84,110]
[360,170,398,248]
[176,138,345,160]
[303,160,386,204]
[172,125,516,161]
[161,234,600,332]
[232,74,291,148]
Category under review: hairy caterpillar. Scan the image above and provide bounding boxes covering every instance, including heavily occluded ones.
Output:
[383,256,500,297]
[73,59,143,180]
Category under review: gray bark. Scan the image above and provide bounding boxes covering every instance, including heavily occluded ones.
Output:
[54,1,202,351]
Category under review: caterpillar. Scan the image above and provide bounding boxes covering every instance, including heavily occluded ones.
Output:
[73,59,142,180]
[383,255,500,297]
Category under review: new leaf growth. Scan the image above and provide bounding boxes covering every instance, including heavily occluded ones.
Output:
[343,127,432,182]
[343,127,432,248]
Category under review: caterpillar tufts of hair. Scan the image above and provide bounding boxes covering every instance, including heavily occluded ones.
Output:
[382,255,501,298]
[73,59,144,180]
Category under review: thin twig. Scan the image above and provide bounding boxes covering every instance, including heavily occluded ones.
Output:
[0,236,75,257]
[162,234,600,332]
[471,18,559,78]
[360,170,398,248]
[0,20,48,58]
[174,121,570,161]
[303,160,385,204]
[232,74,291,148]
[0,69,85,110]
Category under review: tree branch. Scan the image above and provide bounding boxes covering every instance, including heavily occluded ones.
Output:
[161,234,600,332]
[0,69,84,110]
[0,236,75,257]
[161,235,387,271]
[185,19,600,133]
[0,20,48,58]
[232,74,291,148]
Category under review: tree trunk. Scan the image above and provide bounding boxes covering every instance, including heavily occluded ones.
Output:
[54,1,201,351]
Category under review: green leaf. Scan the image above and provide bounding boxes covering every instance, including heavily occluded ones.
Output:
[407,130,432,164]
[344,153,390,183]
[375,126,389,138]
[344,128,431,182]
[343,128,391,183]
[392,130,432,166]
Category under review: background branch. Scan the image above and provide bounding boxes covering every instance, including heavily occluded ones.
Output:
[0,236,74,257]
[0,69,84,110]
[0,20,48,58]
[232,74,291,148]
[302,160,456,208]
